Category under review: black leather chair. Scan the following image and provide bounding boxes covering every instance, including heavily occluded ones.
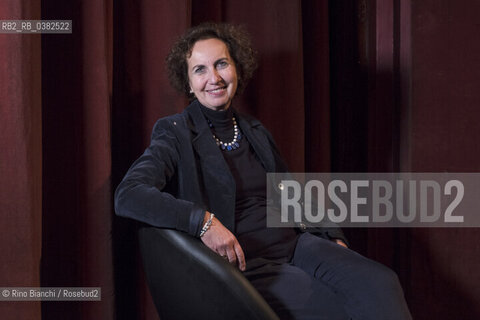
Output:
[138,227,279,320]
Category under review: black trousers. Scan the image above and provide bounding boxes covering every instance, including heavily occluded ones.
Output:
[244,233,412,320]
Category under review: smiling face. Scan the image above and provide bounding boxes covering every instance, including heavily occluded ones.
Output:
[187,38,238,111]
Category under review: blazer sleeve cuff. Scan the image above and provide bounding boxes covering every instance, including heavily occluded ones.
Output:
[190,204,206,237]
[175,202,205,237]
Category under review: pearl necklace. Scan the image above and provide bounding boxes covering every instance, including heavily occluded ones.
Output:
[207,116,242,151]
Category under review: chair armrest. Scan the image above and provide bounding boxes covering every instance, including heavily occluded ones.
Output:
[138,227,279,320]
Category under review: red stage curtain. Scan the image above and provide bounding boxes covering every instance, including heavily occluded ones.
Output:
[0,1,42,319]
[41,0,114,318]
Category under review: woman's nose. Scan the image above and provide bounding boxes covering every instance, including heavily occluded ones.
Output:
[209,69,222,83]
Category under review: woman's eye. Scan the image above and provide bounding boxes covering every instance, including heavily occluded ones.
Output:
[217,61,228,68]
[194,67,205,74]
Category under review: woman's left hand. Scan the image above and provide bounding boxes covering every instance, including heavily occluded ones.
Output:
[335,239,348,248]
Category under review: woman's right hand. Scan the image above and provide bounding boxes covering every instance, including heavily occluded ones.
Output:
[200,211,246,271]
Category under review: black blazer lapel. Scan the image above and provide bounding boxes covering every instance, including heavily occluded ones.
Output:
[185,101,236,230]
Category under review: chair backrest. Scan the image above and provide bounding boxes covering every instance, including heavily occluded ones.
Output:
[138,227,279,320]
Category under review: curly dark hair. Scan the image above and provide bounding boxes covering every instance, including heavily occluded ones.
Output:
[166,22,257,99]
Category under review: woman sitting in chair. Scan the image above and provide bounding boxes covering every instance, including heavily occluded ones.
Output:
[115,22,412,320]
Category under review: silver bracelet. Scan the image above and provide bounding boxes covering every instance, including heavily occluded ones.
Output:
[199,213,215,237]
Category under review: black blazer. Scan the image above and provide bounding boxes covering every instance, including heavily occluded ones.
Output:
[114,100,346,242]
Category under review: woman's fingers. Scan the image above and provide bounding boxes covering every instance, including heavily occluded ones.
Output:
[200,217,246,271]
[225,247,237,266]
[335,239,348,248]
[233,242,246,271]
[223,240,246,271]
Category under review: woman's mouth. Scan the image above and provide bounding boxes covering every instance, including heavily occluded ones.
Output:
[206,86,227,95]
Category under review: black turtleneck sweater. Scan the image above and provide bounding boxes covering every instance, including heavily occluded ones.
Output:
[200,104,299,262]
